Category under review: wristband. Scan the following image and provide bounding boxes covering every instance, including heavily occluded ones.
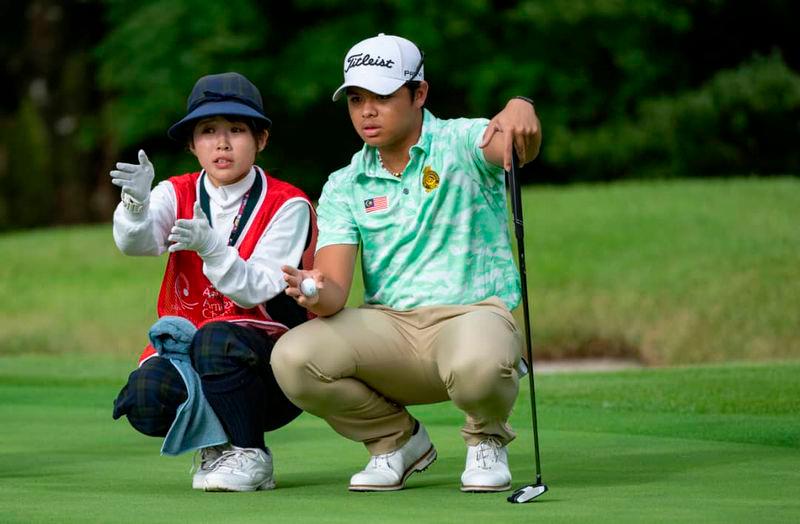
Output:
[121,192,144,214]
[513,96,535,107]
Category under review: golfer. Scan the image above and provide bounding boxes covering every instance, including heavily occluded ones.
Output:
[272,33,541,492]
[111,72,316,491]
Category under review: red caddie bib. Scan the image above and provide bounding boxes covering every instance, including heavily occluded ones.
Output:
[138,167,317,365]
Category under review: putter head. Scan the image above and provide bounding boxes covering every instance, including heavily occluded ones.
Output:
[507,483,548,504]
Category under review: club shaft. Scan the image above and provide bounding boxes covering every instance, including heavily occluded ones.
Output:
[508,152,543,484]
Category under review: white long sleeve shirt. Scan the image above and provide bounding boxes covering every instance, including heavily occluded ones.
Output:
[113,167,311,309]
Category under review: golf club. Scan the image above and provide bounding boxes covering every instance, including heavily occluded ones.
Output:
[505,151,548,504]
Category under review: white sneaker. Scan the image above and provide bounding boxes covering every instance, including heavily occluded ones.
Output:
[460,438,512,492]
[191,444,230,490]
[203,446,275,492]
[349,423,437,491]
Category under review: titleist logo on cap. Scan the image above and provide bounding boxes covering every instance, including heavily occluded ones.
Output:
[345,53,395,73]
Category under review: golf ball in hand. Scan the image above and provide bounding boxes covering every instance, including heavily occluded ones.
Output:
[300,278,318,298]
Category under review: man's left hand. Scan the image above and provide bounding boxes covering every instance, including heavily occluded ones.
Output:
[480,98,541,171]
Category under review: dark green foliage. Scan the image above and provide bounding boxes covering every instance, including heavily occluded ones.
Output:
[552,53,800,179]
[0,1,106,229]
[656,53,800,177]
[1,99,55,227]
[1,0,798,229]
[95,0,267,149]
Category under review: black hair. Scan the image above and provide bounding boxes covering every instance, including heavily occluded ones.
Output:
[404,47,425,102]
[403,81,425,108]
[236,116,269,140]
[404,81,422,99]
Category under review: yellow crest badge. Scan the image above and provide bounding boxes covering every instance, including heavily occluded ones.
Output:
[422,166,440,193]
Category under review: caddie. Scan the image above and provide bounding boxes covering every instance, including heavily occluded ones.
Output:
[110,72,316,492]
[271,33,541,492]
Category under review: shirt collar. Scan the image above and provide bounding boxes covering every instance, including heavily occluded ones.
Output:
[202,166,256,207]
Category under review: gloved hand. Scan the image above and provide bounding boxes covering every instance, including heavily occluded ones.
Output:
[168,202,226,259]
[109,149,156,203]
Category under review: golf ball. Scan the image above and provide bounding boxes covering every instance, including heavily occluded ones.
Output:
[300,278,318,298]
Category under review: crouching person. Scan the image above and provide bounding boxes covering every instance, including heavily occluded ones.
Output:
[271,34,541,493]
[110,72,317,492]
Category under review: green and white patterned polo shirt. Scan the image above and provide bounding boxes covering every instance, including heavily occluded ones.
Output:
[317,109,521,311]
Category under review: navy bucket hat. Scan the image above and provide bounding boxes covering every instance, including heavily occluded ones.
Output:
[167,72,272,140]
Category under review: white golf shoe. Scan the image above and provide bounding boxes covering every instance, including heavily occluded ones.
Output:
[191,444,230,490]
[203,446,275,492]
[349,424,437,491]
[460,438,512,492]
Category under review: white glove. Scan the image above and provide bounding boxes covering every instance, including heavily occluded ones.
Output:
[110,149,155,203]
[168,202,226,259]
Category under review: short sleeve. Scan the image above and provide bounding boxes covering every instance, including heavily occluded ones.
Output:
[459,118,506,187]
[315,175,360,250]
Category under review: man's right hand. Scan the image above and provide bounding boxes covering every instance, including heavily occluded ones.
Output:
[282,265,325,308]
[283,245,358,317]
[110,149,155,203]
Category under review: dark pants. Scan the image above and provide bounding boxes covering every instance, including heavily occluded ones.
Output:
[113,322,301,446]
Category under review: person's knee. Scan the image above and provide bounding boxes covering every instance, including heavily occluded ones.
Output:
[113,358,187,437]
[446,351,518,408]
[270,332,310,387]
[443,311,521,405]
[127,409,172,437]
[190,321,255,377]
[270,329,333,401]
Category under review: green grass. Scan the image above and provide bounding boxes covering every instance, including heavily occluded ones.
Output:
[2,179,798,522]
[0,225,162,356]
[524,177,800,364]
[1,354,798,523]
[0,177,798,365]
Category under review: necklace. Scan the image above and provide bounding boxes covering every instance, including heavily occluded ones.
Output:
[378,151,403,178]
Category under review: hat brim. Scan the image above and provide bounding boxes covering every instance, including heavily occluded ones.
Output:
[167,101,272,140]
[331,75,407,101]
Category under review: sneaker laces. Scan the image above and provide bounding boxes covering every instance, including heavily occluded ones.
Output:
[190,444,227,475]
[209,448,264,471]
[475,438,503,469]
[367,451,396,471]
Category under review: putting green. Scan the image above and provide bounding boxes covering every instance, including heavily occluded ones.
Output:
[1,356,798,523]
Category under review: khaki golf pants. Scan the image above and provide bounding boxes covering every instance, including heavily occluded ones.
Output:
[271,297,522,455]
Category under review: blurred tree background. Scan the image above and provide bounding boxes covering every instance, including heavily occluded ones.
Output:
[1,0,798,231]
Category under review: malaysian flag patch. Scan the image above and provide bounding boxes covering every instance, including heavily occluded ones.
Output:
[364,196,388,213]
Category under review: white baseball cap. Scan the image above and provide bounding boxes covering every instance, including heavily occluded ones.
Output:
[332,33,424,101]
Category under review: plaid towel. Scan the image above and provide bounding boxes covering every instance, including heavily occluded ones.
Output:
[149,316,227,456]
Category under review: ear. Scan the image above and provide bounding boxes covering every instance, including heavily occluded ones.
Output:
[257,130,269,152]
[413,81,429,109]
[188,139,197,156]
